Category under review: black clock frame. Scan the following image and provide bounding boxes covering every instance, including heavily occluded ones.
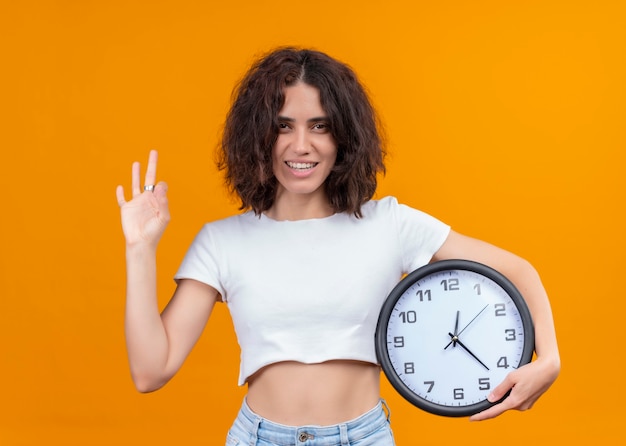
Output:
[375,259,535,417]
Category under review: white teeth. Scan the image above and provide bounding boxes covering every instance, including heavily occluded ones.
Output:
[286,161,317,170]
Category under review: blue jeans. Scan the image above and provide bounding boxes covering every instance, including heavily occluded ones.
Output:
[226,399,395,446]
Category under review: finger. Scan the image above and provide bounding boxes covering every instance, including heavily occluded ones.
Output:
[488,369,517,402]
[144,150,158,189]
[116,185,127,207]
[153,180,168,197]
[131,161,141,197]
[469,400,509,421]
[153,181,171,221]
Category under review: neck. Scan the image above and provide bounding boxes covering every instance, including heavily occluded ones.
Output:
[265,189,334,221]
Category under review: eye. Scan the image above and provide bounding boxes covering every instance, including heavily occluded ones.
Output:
[312,122,330,133]
[277,122,291,133]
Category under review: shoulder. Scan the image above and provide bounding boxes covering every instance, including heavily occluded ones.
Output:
[360,196,401,217]
[184,212,256,250]
[362,196,450,237]
[199,211,257,233]
[365,196,444,219]
[361,196,429,221]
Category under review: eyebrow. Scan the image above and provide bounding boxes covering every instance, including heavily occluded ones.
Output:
[277,115,329,123]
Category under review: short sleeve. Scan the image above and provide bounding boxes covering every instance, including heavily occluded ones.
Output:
[388,197,451,273]
[174,225,226,300]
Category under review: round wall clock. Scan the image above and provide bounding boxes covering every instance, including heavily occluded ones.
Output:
[375,259,535,417]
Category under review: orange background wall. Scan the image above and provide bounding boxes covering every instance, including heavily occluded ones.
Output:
[1,1,624,444]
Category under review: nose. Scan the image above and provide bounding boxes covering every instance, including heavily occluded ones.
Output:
[292,127,310,155]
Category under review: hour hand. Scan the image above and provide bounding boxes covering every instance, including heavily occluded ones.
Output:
[444,310,460,350]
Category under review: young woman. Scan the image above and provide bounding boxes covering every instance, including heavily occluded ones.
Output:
[116,47,560,445]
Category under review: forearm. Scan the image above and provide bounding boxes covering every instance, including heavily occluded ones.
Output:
[434,231,560,420]
[507,260,560,369]
[124,243,171,392]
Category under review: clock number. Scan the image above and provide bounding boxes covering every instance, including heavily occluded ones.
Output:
[399,311,417,324]
[454,388,464,400]
[473,283,481,295]
[404,362,415,374]
[424,381,435,393]
[494,303,506,317]
[497,356,510,369]
[415,289,432,301]
[478,377,490,391]
[393,336,405,348]
[504,329,516,341]
[440,278,460,291]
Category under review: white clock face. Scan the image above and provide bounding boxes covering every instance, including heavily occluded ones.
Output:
[380,264,533,416]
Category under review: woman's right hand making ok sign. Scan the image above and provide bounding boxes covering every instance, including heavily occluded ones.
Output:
[116,150,171,248]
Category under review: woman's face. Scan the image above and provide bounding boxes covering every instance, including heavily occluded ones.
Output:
[272,82,337,204]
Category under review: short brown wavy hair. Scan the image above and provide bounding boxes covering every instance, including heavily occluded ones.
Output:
[218,47,386,217]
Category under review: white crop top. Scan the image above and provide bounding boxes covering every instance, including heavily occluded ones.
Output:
[174,196,450,385]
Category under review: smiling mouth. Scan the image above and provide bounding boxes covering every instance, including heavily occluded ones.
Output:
[286,161,318,170]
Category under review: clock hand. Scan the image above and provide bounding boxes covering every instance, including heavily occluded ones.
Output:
[448,333,490,370]
[456,304,489,337]
[444,310,460,350]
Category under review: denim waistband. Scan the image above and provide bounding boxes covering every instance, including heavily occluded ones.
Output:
[234,398,391,445]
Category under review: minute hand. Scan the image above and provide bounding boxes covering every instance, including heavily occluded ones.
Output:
[448,333,490,370]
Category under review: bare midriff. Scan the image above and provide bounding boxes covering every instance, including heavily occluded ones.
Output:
[245,360,381,426]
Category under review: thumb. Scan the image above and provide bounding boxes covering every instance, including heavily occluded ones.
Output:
[488,373,514,402]
[153,180,168,198]
[149,181,171,225]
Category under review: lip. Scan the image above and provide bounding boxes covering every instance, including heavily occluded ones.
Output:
[284,160,319,178]
[286,160,318,169]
